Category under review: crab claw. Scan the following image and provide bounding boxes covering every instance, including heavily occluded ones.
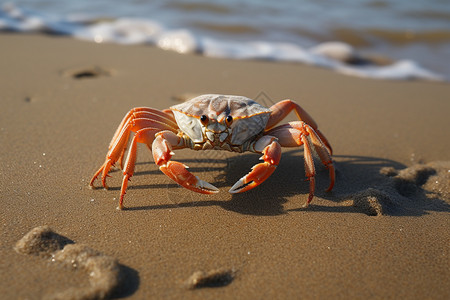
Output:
[230,138,281,194]
[229,162,277,194]
[160,161,219,194]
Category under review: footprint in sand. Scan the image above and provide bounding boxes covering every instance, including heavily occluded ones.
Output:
[62,66,113,79]
[350,161,450,216]
[24,96,37,103]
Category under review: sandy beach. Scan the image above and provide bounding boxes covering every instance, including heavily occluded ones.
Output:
[1,34,449,299]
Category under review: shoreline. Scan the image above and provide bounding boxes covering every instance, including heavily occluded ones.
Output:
[1,2,447,81]
[1,34,449,299]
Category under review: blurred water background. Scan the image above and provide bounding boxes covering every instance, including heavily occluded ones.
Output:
[1,0,449,80]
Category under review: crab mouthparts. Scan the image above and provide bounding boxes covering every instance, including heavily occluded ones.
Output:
[205,130,229,143]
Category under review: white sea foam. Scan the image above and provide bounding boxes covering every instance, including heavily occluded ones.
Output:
[0,3,445,81]
[74,18,162,45]
[157,29,198,54]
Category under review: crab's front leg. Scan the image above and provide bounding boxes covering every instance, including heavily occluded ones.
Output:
[229,136,281,193]
[152,131,219,194]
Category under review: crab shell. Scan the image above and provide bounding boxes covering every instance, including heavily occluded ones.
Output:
[170,94,272,145]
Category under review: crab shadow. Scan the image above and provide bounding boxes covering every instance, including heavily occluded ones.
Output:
[123,150,449,217]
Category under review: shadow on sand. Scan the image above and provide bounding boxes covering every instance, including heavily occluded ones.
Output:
[113,150,449,217]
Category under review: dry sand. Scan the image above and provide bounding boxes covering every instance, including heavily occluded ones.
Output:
[0,34,449,299]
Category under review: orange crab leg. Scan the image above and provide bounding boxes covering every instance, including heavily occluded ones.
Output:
[302,134,316,206]
[115,115,177,168]
[265,99,333,155]
[267,121,335,206]
[112,110,177,168]
[90,123,134,189]
[90,115,176,190]
[229,136,281,194]
[152,131,219,194]
[117,128,162,210]
[109,107,177,150]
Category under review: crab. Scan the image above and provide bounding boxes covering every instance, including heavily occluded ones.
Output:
[90,94,335,210]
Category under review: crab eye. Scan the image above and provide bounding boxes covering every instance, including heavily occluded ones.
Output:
[225,115,233,126]
[200,115,209,125]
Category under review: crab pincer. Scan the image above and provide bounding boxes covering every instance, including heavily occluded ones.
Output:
[229,136,281,193]
[153,131,219,194]
[159,161,219,194]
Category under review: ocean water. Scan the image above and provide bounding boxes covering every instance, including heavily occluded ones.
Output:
[1,0,449,81]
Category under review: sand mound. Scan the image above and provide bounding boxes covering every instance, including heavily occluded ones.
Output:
[15,226,121,300]
[14,225,73,257]
[351,188,394,216]
[184,268,235,290]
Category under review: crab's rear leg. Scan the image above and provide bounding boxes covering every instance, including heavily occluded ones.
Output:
[266,99,332,155]
[90,117,174,189]
[110,109,178,169]
[118,128,162,210]
[152,131,219,194]
[229,136,282,194]
[109,108,177,150]
[90,123,133,190]
[267,121,335,207]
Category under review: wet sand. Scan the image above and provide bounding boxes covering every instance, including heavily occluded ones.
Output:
[0,34,449,299]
